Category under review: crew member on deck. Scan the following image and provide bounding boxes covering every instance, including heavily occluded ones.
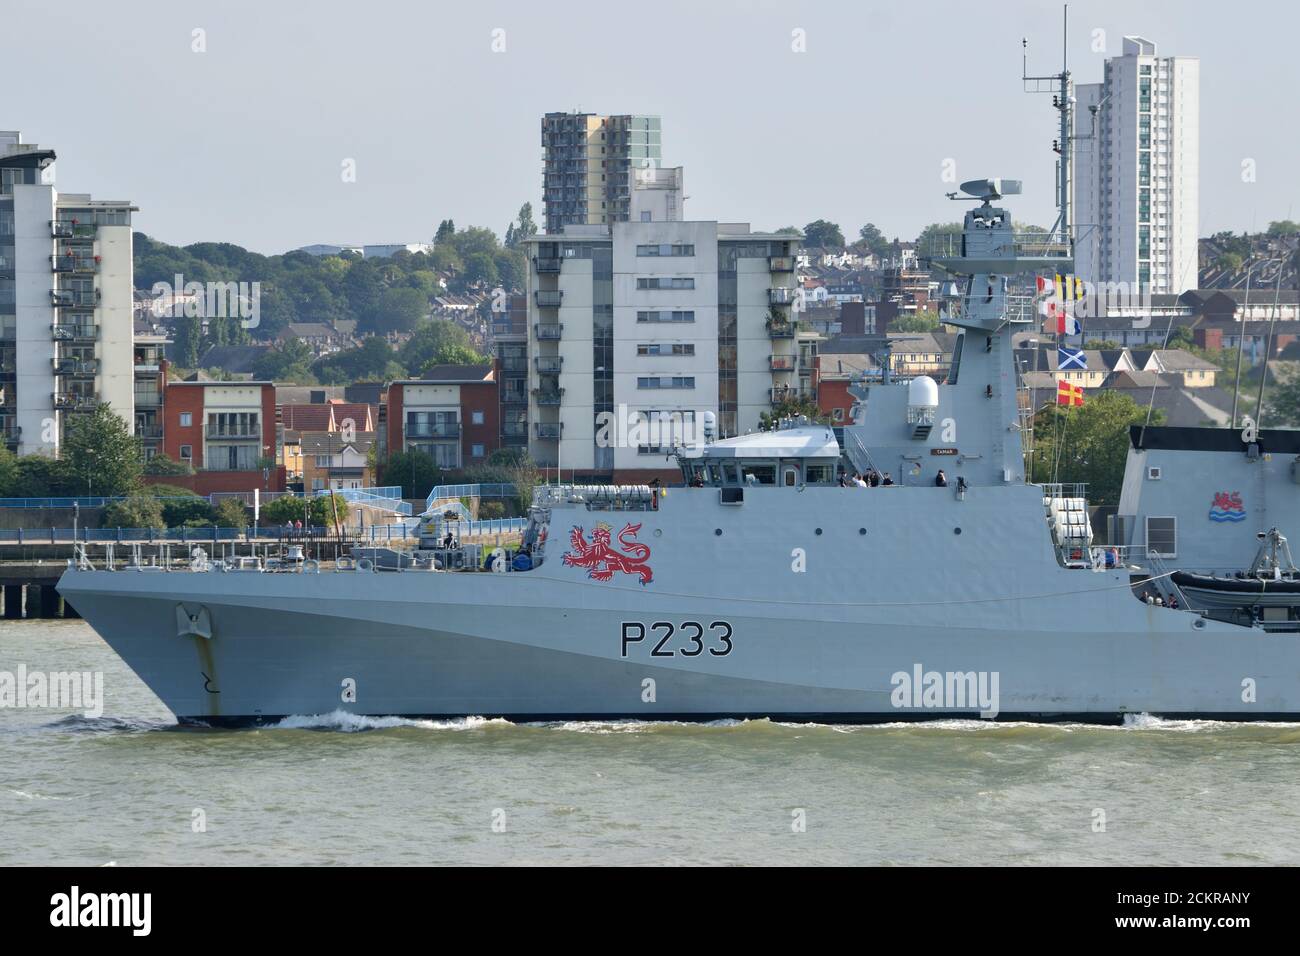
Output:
[935,470,948,487]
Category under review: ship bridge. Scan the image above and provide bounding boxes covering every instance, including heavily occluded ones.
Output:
[677,423,841,489]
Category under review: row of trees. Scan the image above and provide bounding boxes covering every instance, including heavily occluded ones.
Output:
[250,318,488,385]
[0,405,357,529]
[141,207,537,353]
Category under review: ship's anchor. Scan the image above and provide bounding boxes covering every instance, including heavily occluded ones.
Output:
[175,604,212,640]
[201,672,220,694]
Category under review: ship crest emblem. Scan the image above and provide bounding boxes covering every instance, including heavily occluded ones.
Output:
[1209,491,1246,523]
[562,521,653,586]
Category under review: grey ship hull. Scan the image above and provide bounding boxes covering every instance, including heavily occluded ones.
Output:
[57,485,1300,725]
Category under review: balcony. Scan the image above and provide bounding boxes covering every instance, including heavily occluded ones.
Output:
[136,423,163,439]
[51,289,100,309]
[535,290,563,308]
[205,425,261,440]
[51,322,99,341]
[50,255,98,274]
[502,421,529,439]
[50,221,73,238]
[1,423,20,445]
[533,257,562,274]
[52,358,99,376]
[769,256,796,273]
[501,391,528,406]
[769,386,816,404]
[534,422,563,440]
[534,322,563,341]
[534,356,563,374]
[769,355,796,371]
[532,388,564,406]
[766,318,798,338]
[53,393,99,411]
[405,423,460,439]
[768,287,798,306]
[500,356,528,373]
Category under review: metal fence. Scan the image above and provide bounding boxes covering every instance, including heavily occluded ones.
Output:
[1,485,411,515]
[0,522,527,544]
[424,482,520,511]
[0,525,423,544]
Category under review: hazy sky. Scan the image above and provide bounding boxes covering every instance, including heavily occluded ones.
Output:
[5,0,1296,254]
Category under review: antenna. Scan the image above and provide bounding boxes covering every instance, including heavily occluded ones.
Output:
[1023,3,1074,249]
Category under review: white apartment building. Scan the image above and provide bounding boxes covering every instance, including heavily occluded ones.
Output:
[1,131,136,457]
[524,202,802,481]
[1074,37,1200,295]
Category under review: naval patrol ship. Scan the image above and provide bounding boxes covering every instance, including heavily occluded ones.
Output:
[58,179,1300,724]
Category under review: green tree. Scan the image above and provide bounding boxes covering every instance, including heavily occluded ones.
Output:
[380,449,440,499]
[462,252,499,289]
[1216,251,1244,274]
[143,453,194,476]
[369,286,428,334]
[253,338,315,382]
[399,320,485,371]
[102,495,165,528]
[1266,220,1300,237]
[891,310,941,332]
[435,219,456,244]
[0,446,18,496]
[760,397,829,430]
[856,222,889,256]
[63,404,141,497]
[174,314,202,368]
[802,220,845,248]
[313,336,403,383]
[505,203,538,249]
[1265,371,1300,427]
[1027,391,1164,505]
[916,222,963,253]
[158,494,213,527]
[10,456,72,497]
[213,497,250,528]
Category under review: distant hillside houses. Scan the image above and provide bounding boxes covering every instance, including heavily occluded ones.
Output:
[296,243,434,258]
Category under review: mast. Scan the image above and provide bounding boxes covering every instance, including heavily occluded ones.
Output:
[1023,4,1074,250]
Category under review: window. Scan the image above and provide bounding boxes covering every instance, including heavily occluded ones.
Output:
[315,455,331,467]
[636,277,695,290]
[179,444,192,461]
[471,443,485,458]
[832,407,845,422]
[636,310,695,323]
[471,410,485,425]
[637,376,695,389]
[641,212,652,222]
[1146,516,1177,558]
[637,343,695,356]
[636,244,695,257]
[312,478,325,491]
[179,412,192,427]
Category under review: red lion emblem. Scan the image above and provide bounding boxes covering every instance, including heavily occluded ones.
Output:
[1212,491,1243,512]
[562,521,653,586]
